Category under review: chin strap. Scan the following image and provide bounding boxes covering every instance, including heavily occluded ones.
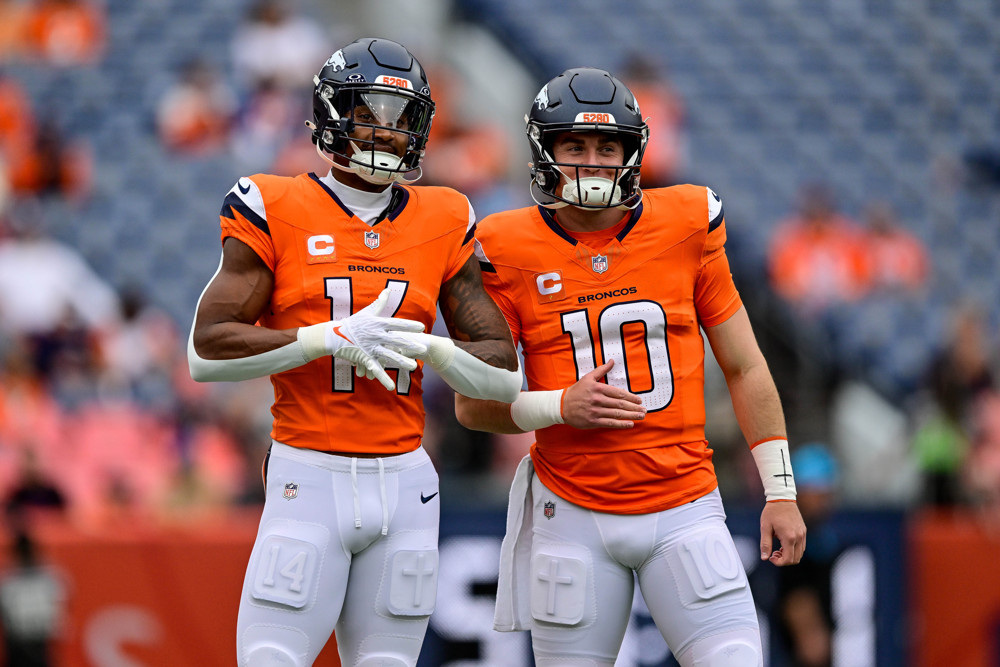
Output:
[305,120,421,185]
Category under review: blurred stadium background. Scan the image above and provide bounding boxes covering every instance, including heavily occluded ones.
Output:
[0,0,999,664]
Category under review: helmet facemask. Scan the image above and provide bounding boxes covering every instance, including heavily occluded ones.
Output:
[528,122,647,210]
[312,81,435,184]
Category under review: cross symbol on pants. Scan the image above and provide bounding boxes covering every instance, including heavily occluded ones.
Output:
[402,553,434,607]
[538,557,573,615]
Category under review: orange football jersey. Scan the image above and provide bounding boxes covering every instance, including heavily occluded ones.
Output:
[219,172,474,454]
[476,185,742,513]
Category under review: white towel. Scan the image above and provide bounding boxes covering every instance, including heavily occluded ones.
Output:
[493,454,536,632]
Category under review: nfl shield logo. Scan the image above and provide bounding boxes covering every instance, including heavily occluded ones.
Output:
[364,230,380,249]
[283,482,298,500]
[543,500,556,519]
[591,254,608,274]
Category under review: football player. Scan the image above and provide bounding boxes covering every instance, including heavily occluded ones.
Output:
[187,38,521,667]
[450,67,806,666]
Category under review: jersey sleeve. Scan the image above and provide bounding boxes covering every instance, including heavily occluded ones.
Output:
[219,176,276,270]
[441,195,477,283]
[695,192,742,327]
[474,235,522,346]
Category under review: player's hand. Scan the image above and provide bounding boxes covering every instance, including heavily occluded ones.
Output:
[562,360,645,429]
[325,288,427,390]
[760,500,806,566]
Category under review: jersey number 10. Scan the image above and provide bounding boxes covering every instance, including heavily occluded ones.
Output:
[561,301,674,411]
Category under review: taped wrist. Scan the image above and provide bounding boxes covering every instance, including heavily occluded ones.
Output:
[750,437,797,501]
[510,390,565,432]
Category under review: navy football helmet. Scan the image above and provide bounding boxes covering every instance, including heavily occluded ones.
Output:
[526,67,648,209]
[309,38,434,184]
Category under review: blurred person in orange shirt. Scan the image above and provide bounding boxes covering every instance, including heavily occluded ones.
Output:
[768,183,870,314]
[22,0,105,66]
[421,65,510,206]
[157,58,236,156]
[860,200,928,293]
[0,0,28,60]
[622,54,687,188]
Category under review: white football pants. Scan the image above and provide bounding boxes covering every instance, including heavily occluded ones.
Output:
[237,442,440,667]
[528,477,762,667]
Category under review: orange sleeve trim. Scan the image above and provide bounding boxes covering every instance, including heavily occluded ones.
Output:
[750,436,787,450]
[766,498,798,503]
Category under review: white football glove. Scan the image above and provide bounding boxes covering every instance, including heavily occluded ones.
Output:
[300,288,428,391]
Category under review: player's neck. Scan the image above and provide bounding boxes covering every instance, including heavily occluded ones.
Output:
[554,206,625,233]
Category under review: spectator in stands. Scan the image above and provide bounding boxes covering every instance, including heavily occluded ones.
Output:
[0,1,28,60]
[156,58,236,156]
[775,443,841,667]
[230,76,307,173]
[98,285,181,412]
[0,202,119,341]
[13,118,92,201]
[0,529,67,667]
[913,302,995,506]
[420,65,512,214]
[861,200,928,293]
[0,72,37,195]
[622,54,688,187]
[0,337,65,499]
[4,449,66,529]
[0,101,92,201]
[230,0,327,92]
[964,389,1000,527]
[22,0,105,66]
[768,183,870,315]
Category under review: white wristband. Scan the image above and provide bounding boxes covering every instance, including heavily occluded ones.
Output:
[510,390,565,432]
[750,438,797,501]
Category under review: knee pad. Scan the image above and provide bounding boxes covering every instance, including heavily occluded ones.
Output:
[529,542,590,626]
[534,658,604,667]
[242,626,308,667]
[385,549,438,616]
[356,634,425,667]
[357,657,408,667]
[249,520,329,610]
[666,525,747,610]
[676,627,762,667]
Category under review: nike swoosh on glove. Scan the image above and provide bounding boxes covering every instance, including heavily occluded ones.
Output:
[301,288,427,391]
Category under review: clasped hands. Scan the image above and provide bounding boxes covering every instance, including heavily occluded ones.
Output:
[319,288,432,390]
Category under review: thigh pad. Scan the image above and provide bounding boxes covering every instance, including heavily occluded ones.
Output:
[386,549,438,616]
[530,542,590,626]
[666,524,747,610]
[249,519,329,610]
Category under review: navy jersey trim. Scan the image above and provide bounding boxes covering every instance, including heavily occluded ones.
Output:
[463,221,477,246]
[386,184,410,222]
[221,192,270,235]
[615,202,644,242]
[708,204,725,232]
